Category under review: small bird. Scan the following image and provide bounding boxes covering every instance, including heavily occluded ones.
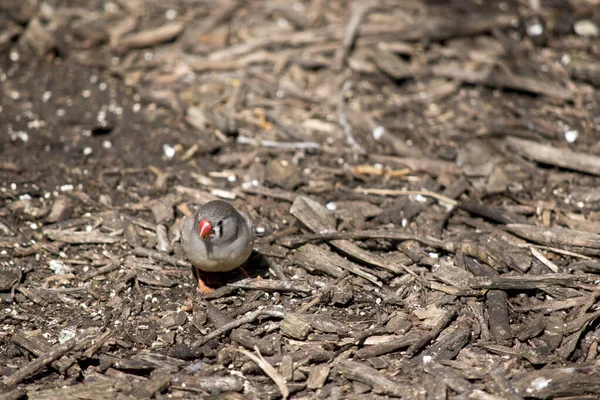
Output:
[181,200,255,294]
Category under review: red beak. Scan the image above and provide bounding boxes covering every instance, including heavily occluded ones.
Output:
[198,219,212,238]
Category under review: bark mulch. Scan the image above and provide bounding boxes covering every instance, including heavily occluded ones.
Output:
[1,0,600,399]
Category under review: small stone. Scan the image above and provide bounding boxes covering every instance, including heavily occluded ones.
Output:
[574,20,599,37]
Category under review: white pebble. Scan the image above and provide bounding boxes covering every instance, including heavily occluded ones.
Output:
[58,327,76,344]
[574,20,599,37]
[60,184,74,192]
[326,202,337,211]
[49,260,72,275]
[565,130,578,143]
[527,23,543,36]
[211,189,236,200]
[165,9,177,19]
[372,126,385,141]
[163,144,176,158]
[102,140,112,149]
[83,147,93,155]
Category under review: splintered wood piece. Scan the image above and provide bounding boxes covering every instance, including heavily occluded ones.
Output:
[171,374,243,393]
[505,224,600,255]
[306,364,331,389]
[511,361,600,398]
[241,184,298,202]
[235,347,289,399]
[11,332,78,375]
[407,308,458,357]
[410,323,470,364]
[133,247,191,268]
[131,370,171,398]
[44,229,122,244]
[46,195,72,223]
[281,230,417,248]
[424,361,475,394]
[290,244,382,286]
[281,313,312,340]
[192,309,285,348]
[333,1,375,71]
[155,224,172,254]
[290,196,398,275]
[487,290,512,342]
[432,63,571,99]
[227,278,312,294]
[355,332,421,359]
[370,154,463,176]
[470,273,594,290]
[4,333,93,386]
[27,381,118,400]
[335,360,411,397]
[113,22,185,54]
[506,137,600,176]
[459,199,529,225]
[231,328,278,356]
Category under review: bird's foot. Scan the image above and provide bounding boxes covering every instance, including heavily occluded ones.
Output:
[198,277,215,294]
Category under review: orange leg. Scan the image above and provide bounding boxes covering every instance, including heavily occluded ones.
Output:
[238,266,262,280]
[238,266,251,278]
[196,269,215,294]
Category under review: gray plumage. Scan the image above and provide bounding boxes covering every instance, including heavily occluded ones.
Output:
[181,200,255,272]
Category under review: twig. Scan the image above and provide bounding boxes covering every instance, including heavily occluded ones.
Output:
[235,347,289,399]
[3,333,93,386]
[353,188,458,207]
[338,81,366,156]
[192,309,284,348]
[280,229,417,248]
[227,278,311,294]
[133,247,191,268]
[237,136,320,150]
[79,262,120,281]
[530,247,559,273]
[113,22,185,54]
[333,1,376,70]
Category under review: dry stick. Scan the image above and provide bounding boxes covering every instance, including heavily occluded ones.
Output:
[3,333,93,386]
[237,136,321,151]
[333,1,375,71]
[530,247,559,273]
[44,229,122,244]
[83,329,113,360]
[519,243,591,260]
[192,309,284,348]
[280,229,418,248]
[338,81,366,156]
[113,22,185,54]
[353,188,458,207]
[133,247,191,268]
[235,347,289,400]
[79,262,120,281]
[506,136,600,175]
